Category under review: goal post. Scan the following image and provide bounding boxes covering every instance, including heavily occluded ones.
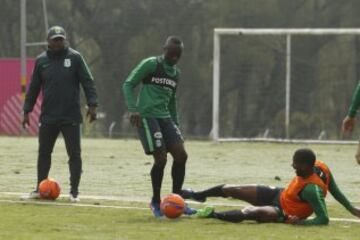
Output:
[212,28,360,143]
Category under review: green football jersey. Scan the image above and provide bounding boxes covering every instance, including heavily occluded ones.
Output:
[122,56,180,125]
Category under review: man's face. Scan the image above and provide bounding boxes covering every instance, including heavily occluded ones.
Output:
[292,159,308,177]
[47,37,65,51]
[164,43,183,66]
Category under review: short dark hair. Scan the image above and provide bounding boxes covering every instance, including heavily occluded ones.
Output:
[293,148,316,166]
[164,36,184,47]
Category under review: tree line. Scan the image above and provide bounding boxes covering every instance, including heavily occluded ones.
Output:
[2,0,360,139]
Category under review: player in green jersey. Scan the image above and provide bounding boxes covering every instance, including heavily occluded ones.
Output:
[122,36,194,217]
[342,81,360,165]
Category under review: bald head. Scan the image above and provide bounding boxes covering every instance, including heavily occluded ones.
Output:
[164,36,184,48]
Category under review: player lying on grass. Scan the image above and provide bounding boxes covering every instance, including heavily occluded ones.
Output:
[182,149,360,225]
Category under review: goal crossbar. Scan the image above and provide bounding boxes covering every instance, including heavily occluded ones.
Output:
[214,28,360,35]
[212,28,360,142]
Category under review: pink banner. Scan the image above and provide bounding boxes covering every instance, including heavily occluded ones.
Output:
[0,58,41,136]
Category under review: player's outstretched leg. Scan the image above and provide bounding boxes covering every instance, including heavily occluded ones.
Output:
[182,184,260,206]
[150,150,167,217]
[181,184,225,202]
[197,206,280,223]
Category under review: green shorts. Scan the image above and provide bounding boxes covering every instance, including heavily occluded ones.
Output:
[137,117,183,155]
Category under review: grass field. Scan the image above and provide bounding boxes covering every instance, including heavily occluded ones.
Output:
[1,136,360,240]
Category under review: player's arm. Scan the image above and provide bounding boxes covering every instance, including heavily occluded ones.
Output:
[168,91,179,126]
[297,184,329,226]
[328,172,360,217]
[348,81,360,118]
[342,81,360,133]
[23,59,42,114]
[122,58,157,113]
[77,54,98,107]
[77,54,98,122]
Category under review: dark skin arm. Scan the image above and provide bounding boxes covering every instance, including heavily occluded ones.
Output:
[122,59,156,128]
[86,106,97,123]
[328,172,360,218]
[342,82,360,135]
[22,113,30,129]
[130,112,141,127]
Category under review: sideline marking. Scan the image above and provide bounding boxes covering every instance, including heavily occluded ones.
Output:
[0,191,249,207]
[0,192,359,223]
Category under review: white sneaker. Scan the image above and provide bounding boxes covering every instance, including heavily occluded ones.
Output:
[25,191,41,199]
[70,194,80,203]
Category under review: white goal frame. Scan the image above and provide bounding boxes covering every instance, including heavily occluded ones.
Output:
[212,28,360,144]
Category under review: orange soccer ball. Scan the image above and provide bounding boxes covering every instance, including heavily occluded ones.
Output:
[38,178,61,200]
[160,194,186,219]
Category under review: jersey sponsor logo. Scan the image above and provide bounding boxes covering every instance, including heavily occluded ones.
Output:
[64,59,71,68]
[155,139,162,147]
[154,132,163,139]
[151,77,177,88]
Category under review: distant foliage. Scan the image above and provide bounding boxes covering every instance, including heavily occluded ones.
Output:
[2,0,360,139]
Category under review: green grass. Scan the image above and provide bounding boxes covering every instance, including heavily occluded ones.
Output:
[1,202,359,240]
[1,136,360,239]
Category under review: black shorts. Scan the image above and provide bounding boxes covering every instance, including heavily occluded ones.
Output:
[137,117,184,155]
[256,185,286,222]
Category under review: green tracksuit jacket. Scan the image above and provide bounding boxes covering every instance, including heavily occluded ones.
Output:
[23,47,98,124]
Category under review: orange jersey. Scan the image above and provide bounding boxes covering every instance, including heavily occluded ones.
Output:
[279,160,331,219]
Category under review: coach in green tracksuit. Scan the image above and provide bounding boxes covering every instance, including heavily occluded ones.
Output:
[123,36,194,217]
[22,26,98,202]
[342,82,360,165]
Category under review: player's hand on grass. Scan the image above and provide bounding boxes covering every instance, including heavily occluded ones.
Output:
[351,207,360,218]
[130,112,141,127]
[86,106,97,123]
[285,215,300,224]
[22,113,30,129]
[342,116,355,134]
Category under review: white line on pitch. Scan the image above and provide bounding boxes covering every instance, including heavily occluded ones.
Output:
[0,191,249,207]
[2,192,360,223]
[330,218,360,223]
[0,199,148,210]
[1,199,360,223]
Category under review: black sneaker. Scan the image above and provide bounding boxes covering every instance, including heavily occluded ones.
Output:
[181,189,206,203]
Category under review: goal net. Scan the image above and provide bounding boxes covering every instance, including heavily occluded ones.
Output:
[212,28,360,143]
